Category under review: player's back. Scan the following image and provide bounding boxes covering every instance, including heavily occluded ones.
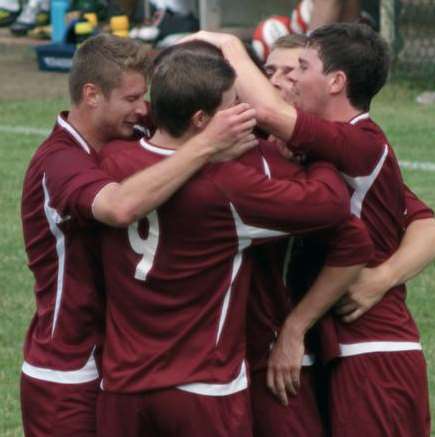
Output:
[99,137,351,394]
[100,139,268,395]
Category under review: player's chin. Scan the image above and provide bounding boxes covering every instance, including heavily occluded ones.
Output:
[281,91,297,106]
[118,123,136,138]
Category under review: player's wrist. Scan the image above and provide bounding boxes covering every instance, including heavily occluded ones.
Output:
[183,134,218,162]
[377,262,398,291]
[281,315,308,339]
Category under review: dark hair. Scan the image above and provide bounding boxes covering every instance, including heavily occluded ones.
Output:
[69,33,150,105]
[307,23,390,111]
[150,40,236,138]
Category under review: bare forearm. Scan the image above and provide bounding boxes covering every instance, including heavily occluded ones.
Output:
[282,264,363,336]
[309,0,344,30]
[382,218,435,287]
[95,138,214,226]
[220,38,297,140]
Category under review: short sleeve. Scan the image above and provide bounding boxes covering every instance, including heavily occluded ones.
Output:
[403,184,434,227]
[43,144,113,222]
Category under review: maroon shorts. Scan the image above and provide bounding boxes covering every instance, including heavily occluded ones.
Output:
[97,387,253,437]
[20,372,99,437]
[250,368,325,437]
[329,351,431,437]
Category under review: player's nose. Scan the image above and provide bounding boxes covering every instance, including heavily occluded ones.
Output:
[135,100,148,117]
[270,71,282,90]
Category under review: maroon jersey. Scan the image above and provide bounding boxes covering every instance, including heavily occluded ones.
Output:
[21,112,112,383]
[98,138,371,394]
[289,110,434,355]
[244,144,373,372]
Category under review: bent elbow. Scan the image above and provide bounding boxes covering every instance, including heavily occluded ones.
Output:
[109,207,138,228]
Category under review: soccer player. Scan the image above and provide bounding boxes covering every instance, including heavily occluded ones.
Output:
[187,23,435,436]
[96,40,373,437]
[247,33,330,437]
[20,34,258,437]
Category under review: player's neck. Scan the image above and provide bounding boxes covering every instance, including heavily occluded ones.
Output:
[151,129,194,150]
[67,107,105,152]
[321,98,363,123]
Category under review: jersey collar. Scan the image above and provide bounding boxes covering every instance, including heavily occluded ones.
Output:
[139,138,175,156]
[349,112,370,125]
[57,112,91,154]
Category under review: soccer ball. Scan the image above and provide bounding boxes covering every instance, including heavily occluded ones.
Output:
[251,15,292,62]
[251,0,314,62]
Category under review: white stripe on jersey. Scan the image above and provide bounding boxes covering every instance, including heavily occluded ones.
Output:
[42,174,66,337]
[215,205,288,345]
[216,252,242,344]
[261,157,272,179]
[22,348,99,384]
[341,145,389,218]
[57,115,91,154]
[177,360,248,396]
[339,341,422,357]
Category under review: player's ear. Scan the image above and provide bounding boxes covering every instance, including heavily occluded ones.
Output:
[329,70,347,96]
[82,83,103,108]
[191,109,209,130]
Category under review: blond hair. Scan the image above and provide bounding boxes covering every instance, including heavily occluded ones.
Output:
[272,33,308,51]
[69,33,150,104]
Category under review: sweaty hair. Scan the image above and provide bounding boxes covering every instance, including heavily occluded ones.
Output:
[272,33,308,51]
[150,40,236,138]
[307,23,390,111]
[69,33,150,105]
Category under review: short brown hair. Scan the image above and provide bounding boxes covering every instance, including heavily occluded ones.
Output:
[272,33,308,51]
[307,23,390,111]
[150,41,236,138]
[69,33,150,105]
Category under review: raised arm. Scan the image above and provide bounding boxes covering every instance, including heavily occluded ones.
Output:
[182,31,298,141]
[92,103,257,226]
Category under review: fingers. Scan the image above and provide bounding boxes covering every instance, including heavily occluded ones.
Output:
[334,301,357,316]
[209,134,258,162]
[267,360,302,406]
[237,134,259,151]
[341,308,365,323]
[288,367,301,395]
[334,295,359,316]
[213,104,257,139]
[267,366,289,406]
[276,142,293,159]
[221,104,256,124]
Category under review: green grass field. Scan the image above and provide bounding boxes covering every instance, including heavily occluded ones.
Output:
[1,81,435,436]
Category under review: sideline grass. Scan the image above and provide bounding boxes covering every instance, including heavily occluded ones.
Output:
[1,82,435,436]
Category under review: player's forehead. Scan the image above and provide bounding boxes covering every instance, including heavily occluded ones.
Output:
[299,46,322,66]
[112,70,147,96]
[266,47,301,69]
